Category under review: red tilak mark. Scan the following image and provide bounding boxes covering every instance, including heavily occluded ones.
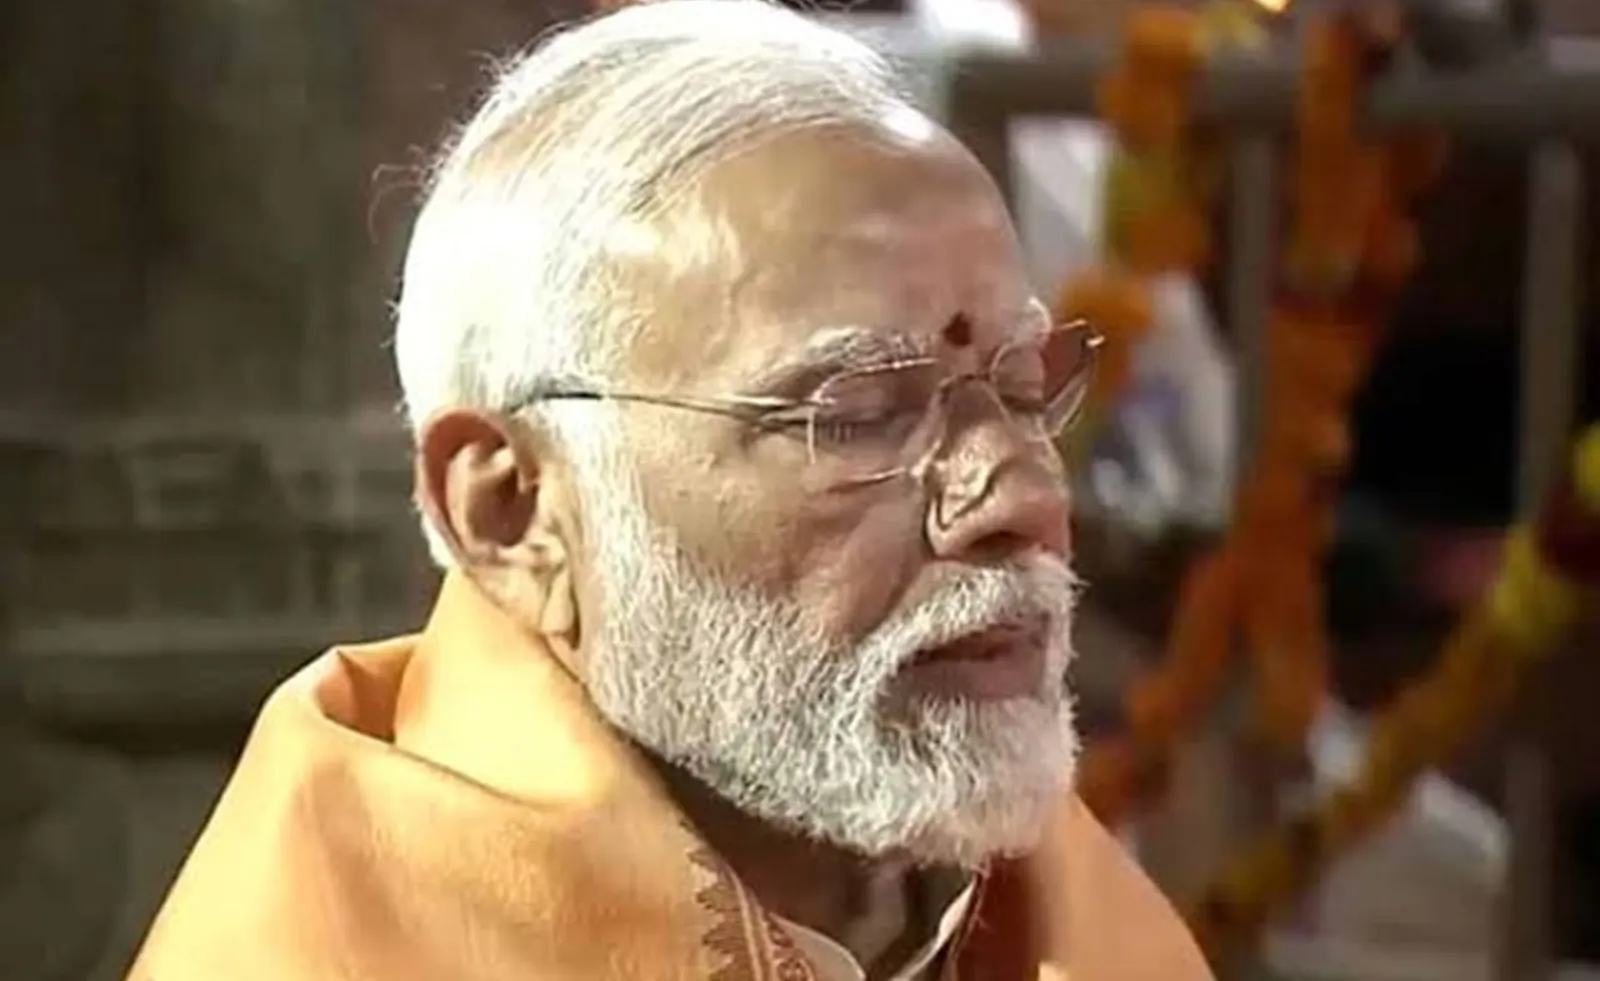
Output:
[943,312,972,347]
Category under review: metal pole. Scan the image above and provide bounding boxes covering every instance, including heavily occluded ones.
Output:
[1125,138,1283,917]
[944,39,1600,142]
[1513,145,1584,513]
[1495,141,1586,981]
[1228,138,1279,473]
[1220,136,1286,947]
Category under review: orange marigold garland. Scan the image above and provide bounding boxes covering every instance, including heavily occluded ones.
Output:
[1240,14,1445,754]
[1059,3,1213,401]
[1059,4,1224,820]
[1076,10,1445,825]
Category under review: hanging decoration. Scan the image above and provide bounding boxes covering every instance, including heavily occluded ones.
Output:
[1055,4,1223,819]
[1074,10,1446,825]
[1235,11,1442,755]
[1188,426,1600,963]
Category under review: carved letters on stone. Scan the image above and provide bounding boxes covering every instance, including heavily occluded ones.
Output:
[7,420,426,634]
[123,436,283,531]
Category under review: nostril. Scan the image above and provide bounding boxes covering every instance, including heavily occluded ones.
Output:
[965,531,1035,565]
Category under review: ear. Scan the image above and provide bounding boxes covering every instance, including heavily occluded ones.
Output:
[415,408,577,636]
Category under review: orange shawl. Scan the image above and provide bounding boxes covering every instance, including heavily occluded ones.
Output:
[128,574,1210,981]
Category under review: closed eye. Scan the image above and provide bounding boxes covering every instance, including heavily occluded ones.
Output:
[810,405,923,446]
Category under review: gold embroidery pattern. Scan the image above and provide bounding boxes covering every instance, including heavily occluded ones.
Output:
[689,846,820,981]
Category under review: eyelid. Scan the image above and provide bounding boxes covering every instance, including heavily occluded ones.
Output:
[837,355,941,377]
[756,312,1065,403]
[771,329,928,383]
[824,342,933,378]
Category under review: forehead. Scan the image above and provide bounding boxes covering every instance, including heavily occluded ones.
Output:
[625,113,1037,392]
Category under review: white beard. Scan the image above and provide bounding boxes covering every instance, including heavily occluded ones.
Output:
[579,451,1081,867]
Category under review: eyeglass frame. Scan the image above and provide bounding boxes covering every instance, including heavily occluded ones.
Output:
[503,319,1104,492]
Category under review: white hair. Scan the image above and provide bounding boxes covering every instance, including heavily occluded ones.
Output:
[392,0,917,564]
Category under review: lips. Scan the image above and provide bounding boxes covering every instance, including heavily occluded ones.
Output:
[915,621,1041,664]
[899,617,1052,701]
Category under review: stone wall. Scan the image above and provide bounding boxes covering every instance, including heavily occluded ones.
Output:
[2,0,586,729]
[0,0,149,416]
[137,0,368,413]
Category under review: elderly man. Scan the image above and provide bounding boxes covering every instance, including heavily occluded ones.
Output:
[130,2,1210,979]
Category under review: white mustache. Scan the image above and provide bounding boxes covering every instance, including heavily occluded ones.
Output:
[863,557,1082,669]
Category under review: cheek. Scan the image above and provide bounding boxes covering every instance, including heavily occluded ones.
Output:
[720,478,926,641]
[633,438,927,641]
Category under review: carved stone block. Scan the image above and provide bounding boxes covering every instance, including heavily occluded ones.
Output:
[122,436,285,531]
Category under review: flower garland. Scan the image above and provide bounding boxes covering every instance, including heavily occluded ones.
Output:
[1056,5,1221,819]
[1237,13,1443,755]
[1074,11,1445,825]
[1056,5,1209,411]
[1187,426,1600,964]
[1061,4,1248,819]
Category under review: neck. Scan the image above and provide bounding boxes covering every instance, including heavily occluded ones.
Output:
[651,758,931,976]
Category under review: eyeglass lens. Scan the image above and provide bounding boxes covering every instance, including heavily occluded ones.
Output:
[802,324,1098,487]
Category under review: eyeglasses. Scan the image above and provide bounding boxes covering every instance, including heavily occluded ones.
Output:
[511,320,1102,492]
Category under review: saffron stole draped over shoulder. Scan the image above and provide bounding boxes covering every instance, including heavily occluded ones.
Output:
[128,573,1211,981]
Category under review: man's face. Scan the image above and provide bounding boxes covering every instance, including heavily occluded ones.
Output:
[576,110,1079,867]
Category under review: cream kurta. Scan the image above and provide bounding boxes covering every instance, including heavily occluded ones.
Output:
[128,573,1212,981]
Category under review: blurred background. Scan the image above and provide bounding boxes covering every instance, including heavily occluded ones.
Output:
[2,0,1598,979]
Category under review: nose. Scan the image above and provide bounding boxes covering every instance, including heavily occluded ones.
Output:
[923,407,1072,562]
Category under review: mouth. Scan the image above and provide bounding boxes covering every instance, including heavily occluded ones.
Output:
[895,617,1052,702]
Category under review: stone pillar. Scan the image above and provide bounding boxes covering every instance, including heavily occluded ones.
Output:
[135,0,368,414]
[0,0,150,414]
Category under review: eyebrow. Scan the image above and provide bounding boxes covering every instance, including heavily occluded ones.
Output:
[746,327,930,399]
[743,302,1051,400]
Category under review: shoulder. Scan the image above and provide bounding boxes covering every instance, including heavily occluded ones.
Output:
[1034,796,1216,981]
